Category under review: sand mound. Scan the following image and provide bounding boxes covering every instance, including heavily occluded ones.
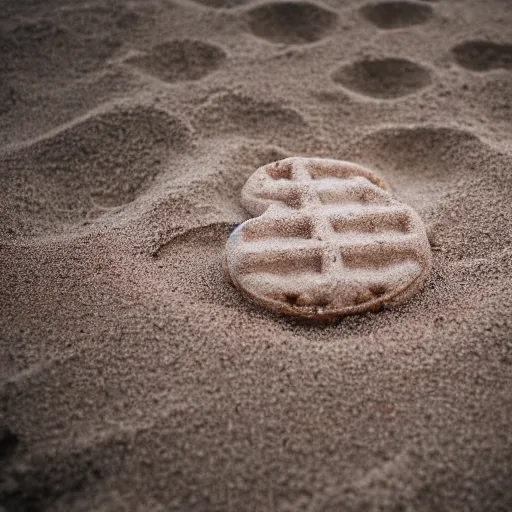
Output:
[345,126,482,181]
[0,18,119,81]
[194,91,309,142]
[127,40,227,83]
[0,106,190,238]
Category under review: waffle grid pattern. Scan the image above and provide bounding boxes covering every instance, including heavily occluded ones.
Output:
[226,158,431,317]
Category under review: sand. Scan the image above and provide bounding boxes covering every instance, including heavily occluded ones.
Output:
[0,0,511,510]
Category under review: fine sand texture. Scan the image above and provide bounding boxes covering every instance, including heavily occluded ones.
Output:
[1,0,511,510]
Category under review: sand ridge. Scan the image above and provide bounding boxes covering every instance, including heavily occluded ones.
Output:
[1,0,512,510]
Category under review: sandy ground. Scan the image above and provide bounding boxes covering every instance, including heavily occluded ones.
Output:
[1,0,512,510]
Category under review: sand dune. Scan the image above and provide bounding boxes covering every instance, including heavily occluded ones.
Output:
[1,0,511,510]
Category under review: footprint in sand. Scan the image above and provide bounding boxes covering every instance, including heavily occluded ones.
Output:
[194,91,307,140]
[332,58,432,99]
[343,125,484,212]
[0,106,190,238]
[344,125,512,260]
[127,40,227,83]
[246,1,338,44]
[345,126,481,184]
[0,18,119,82]
[360,1,433,29]
[452,41,512,72]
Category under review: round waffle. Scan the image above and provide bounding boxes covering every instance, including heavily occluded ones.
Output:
[225,157,431,319]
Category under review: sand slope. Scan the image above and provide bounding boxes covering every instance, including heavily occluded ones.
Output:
[1,0,512,510]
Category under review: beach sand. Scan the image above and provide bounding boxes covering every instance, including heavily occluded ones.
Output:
[1,0,512,510]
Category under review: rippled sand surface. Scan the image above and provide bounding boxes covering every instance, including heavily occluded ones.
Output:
[1,0,511,510]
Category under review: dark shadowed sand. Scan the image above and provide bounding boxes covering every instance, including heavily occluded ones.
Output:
[1,0,511,510]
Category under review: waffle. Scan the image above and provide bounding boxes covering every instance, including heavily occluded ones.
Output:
[225,157,431,319]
